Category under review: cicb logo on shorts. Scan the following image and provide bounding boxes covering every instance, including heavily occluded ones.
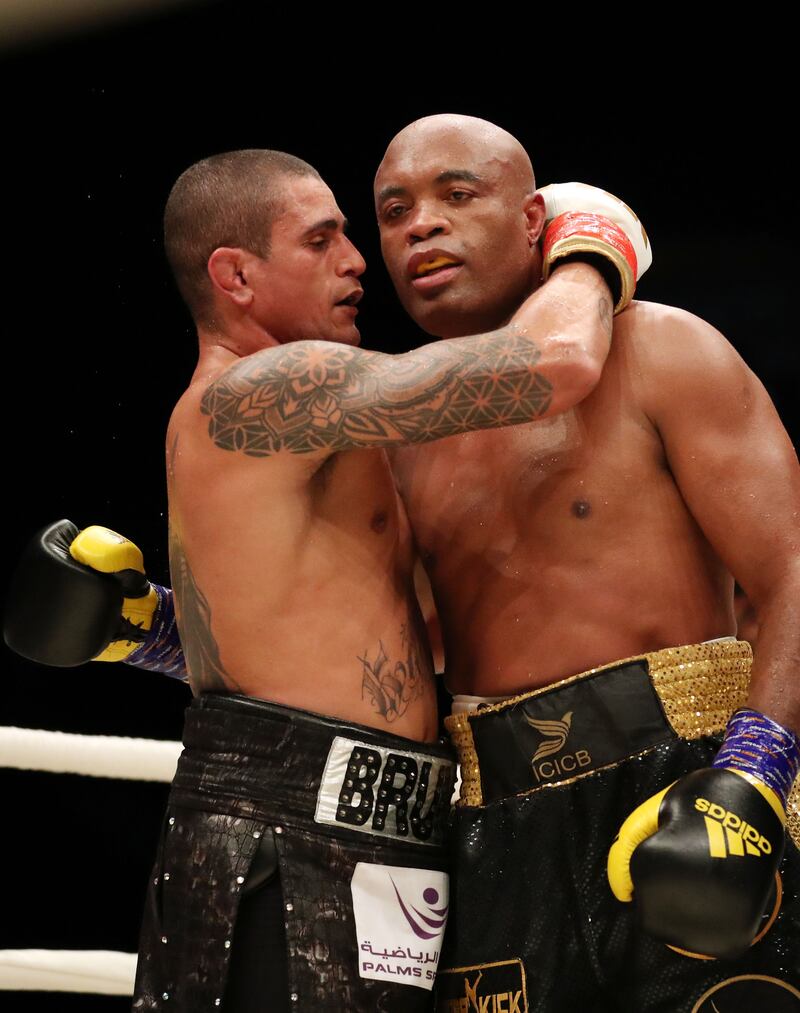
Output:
[525,709,592,785]
[315,736,455,846]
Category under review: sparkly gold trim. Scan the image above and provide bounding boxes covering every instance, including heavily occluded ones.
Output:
[543,233,635,313]
[454,641,751,726]
[437,957,527,975]
[445,712,483,806]
[647,640,751,739]
[788,778,800,850]
[448,641,755,808]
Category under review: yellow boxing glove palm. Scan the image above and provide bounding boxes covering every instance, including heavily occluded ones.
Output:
[69,525,158,662]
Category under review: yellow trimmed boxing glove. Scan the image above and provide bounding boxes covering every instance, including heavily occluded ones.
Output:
[4,519,157,667]
[608,708,799,960]
[69,525,158,661]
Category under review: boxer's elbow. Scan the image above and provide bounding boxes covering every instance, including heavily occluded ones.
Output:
[745,553,800,618]
[540,334,605,417]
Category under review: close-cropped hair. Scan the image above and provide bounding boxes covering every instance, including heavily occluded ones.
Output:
[164,149,321,326]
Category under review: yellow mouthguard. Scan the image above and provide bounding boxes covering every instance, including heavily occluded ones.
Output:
[416,256,457,276]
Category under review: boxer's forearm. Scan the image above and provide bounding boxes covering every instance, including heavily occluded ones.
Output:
[744,562,800,733]
[203,314,608,458]
[511,262,613,417]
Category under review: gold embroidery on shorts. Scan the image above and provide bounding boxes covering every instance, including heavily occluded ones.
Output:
[435,958,528,1013]
[647,641,751,739]
[445,711,483,806]
[787,777,800,851]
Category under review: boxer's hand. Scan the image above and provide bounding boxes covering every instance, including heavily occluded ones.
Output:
[607,768,784,959]
[607,709,799,960]
[4,519,157,667]
[539,182,652,314]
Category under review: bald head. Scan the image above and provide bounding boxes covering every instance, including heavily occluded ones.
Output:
[376,114,535,204]
[374,114,543,338]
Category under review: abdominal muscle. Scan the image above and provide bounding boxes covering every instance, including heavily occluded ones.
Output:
[209,582,438,742]
[437,503,735,698]
[168,423,439,742]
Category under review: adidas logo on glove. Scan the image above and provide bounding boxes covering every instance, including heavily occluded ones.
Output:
[695,797,773,857]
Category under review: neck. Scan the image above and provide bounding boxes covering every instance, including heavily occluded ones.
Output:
[437,270,543,341]
[196,315,280,360]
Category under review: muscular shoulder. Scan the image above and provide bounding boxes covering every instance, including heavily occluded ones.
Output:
[617,300,732,356]
[619,297,753,384]
[615,300,755,417]
[208,339,362,392]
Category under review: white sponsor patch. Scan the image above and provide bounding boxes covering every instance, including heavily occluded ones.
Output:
[315,736,454,846]
[351,862,449,991]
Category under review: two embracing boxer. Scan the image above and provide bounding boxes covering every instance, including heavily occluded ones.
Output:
[6,141,639,1012]
[8,116,800,1012]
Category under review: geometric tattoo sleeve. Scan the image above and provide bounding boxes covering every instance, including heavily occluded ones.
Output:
[201,326,553,457]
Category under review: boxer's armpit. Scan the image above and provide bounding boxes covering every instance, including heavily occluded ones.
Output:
[359,625,432,724]
[200,328,554,458]
[169,523,237,695]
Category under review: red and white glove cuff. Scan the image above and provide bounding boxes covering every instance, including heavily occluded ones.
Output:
[542,211,638,315]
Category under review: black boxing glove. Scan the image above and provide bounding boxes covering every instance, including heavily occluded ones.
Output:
[608,708,799,960]
[4,519,156,666]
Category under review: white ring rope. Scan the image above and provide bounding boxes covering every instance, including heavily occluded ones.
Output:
[0,725,181,782]
[0,726,181,993]
[0,949,136,994]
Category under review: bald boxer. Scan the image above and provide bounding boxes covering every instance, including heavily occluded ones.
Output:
[373,116,800,1013]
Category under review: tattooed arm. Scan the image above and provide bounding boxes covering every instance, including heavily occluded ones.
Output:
[202,265,612,458]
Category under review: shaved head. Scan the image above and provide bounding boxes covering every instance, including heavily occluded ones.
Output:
[376,114,535,205]
[164,149,321,328]
[375,114,543,338]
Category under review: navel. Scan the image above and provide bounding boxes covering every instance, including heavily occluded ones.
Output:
[571,499,592,520]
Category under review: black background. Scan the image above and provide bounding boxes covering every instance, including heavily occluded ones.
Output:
[0,6,795,1009]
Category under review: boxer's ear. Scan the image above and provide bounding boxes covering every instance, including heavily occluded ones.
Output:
[207,247,254,308]
[524,193,546,247]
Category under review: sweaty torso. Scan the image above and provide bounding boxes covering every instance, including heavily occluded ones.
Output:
[392,302,735,697]
[167,373,437,742]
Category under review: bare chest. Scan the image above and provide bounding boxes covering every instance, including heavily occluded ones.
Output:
[170,397,415,575]
[394,398,666,563]
[314,448,415,560]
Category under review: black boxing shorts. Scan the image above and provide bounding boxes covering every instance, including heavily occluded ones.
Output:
[132,694,456,1013]
[436,640,800,1013]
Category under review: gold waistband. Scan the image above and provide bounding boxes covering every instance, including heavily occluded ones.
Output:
[446,639,800,847]
[447,640,755,808]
